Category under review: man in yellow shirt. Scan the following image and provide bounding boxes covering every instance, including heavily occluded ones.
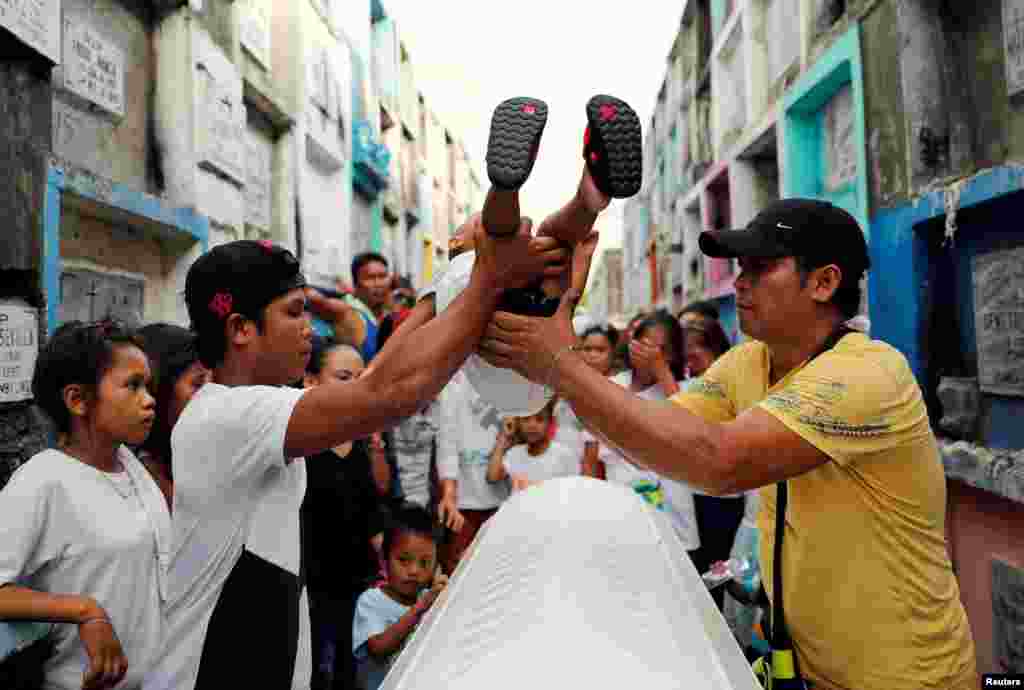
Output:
[479,198,977,690]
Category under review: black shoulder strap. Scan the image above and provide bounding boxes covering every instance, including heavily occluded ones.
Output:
[770,324,853,651]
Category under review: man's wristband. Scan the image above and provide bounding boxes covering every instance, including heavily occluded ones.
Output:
[547,343,582,391]
[80,616,112,627]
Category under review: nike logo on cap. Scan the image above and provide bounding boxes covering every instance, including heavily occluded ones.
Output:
[777,222,793,230]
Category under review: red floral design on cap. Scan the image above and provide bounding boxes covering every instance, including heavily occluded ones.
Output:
[209,292,234,318]
[258,240,275,251]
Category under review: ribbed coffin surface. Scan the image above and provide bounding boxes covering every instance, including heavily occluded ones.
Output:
[383,477,760,690]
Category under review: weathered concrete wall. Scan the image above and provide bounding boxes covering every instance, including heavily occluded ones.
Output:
[861,1,907,210]
[52,0,155,195]
[956,0,1024,168]
[351,195,374,259]
[155,4,265,249]
[864,0,1024,211]
[893,0,973,194]
[0,63,51,272]
[192,0,235,61]
[805,0,874,66]
[0,58,52,487]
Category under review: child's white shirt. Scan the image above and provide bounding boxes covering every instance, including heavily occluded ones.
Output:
[502,441,581,489]
[0,448,169,690]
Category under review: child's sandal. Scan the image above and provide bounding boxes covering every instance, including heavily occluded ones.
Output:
[583,94,642,199]
[485,96,548,192]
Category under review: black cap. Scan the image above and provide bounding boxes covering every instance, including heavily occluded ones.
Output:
[185,240,306,329]
[699,198,870,274]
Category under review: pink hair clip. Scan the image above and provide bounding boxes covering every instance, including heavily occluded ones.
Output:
[209,292,234,318]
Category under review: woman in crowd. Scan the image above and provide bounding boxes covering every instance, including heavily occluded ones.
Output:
[136,323,211,509]
[682,319,731,379]
[551,324,618,481]
[596,311,700,551]
[676,299,720,331]
[576,325,618,478]
[0,321,169,690]
[302,338,393,690]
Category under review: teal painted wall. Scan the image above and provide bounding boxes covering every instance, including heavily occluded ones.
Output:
[711,0,730,40]
[782,25,869,238]
[371,200,383,252]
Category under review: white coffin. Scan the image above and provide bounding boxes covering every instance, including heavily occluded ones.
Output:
[383,477,761,690]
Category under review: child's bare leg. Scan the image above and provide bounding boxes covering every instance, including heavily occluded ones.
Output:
[535,166,611,246]
[533,95,642,299]
[481,187,521,238]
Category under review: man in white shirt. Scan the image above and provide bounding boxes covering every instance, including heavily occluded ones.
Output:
[145,219,567,690]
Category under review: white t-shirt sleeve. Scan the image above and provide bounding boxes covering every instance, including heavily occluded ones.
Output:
[352,588,408,660]
[436,377,461,482]
[501,446,528,479]
[0,461,54,586]
[173,384,307,496]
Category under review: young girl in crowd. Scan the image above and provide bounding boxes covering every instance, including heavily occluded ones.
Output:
[591,312,700,551]
[576,325,618,478]
[302,338,393,690]
[352,504,445,690]
[136,323,211,509]
[549,324,619,480]
[487,402,580,493]
[0,321,170,690]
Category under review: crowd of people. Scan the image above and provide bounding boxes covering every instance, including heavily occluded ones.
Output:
[0,221,756,690]
[0,195,978,690]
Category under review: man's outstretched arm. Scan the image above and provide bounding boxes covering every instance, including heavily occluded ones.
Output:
[283,218,567,459]
[477,243,829,495]
[544,352,830,495]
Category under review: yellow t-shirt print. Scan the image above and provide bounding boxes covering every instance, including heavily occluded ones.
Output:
[670,333,976,690]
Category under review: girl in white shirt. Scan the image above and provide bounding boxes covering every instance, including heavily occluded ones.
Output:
[0,321,169,690]
[576,325,618,478]
[487,403,580,493]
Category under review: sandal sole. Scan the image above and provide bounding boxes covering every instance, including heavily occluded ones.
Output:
[486,97,548,191]
[583,95,642,199]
